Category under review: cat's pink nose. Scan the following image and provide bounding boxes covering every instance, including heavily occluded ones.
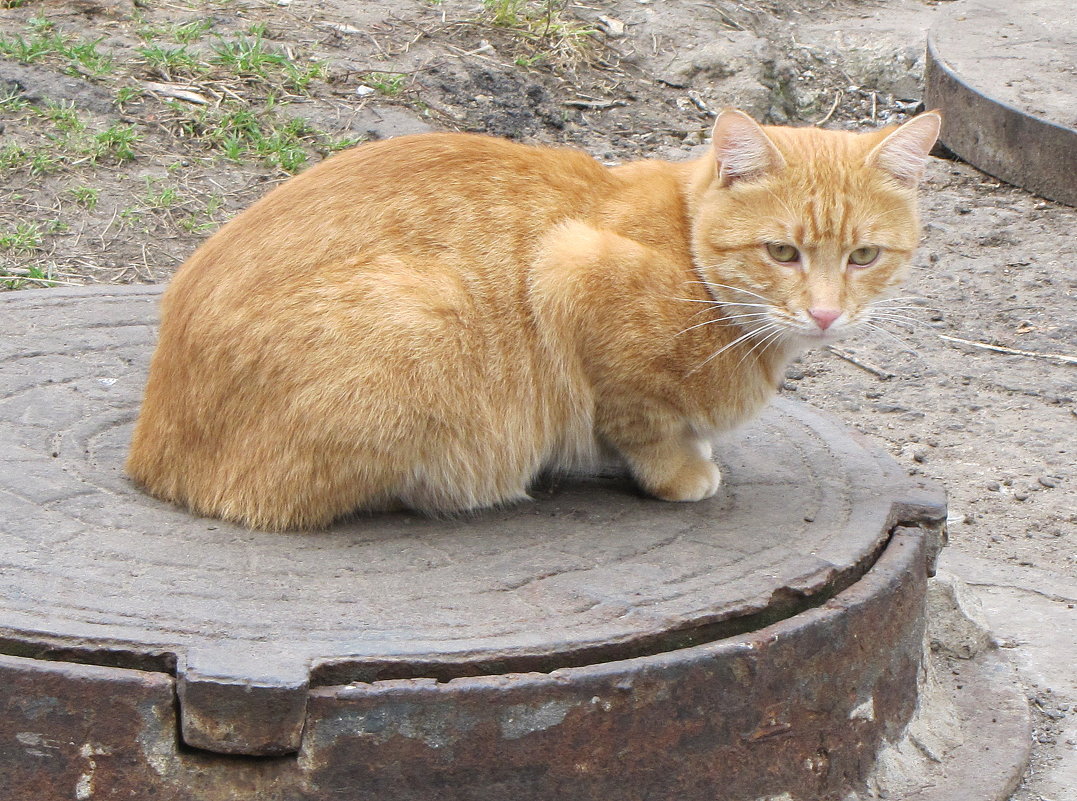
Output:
[808,308,841,330]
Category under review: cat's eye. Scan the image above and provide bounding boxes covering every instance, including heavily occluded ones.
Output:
[849,246,880,267]
[765,243,800,263]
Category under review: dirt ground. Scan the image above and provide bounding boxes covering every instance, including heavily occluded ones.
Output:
[1,0,1073,798]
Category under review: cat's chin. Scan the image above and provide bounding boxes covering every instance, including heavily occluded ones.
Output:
[797,328,844,346]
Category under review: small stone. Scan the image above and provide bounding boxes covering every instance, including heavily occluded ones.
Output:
[1014,491,1029,501]
[1038,475,1058,488]
[901,443,928,463]
[986,481,1001,491]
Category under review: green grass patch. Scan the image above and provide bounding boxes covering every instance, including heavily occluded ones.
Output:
[143,179,182,210]
[69,186,101,209]
[63,37,113,76]
[29,150,61,175]
[483,0,529,27]
[0,144,30,171]
[0,105,141,175]
[134,16,214,44]
[178,192,226,233]
[479,0,596,69]
[364,71,407,96]
[138,43,202,76]
[115,86,141,106]
[42,100,85,133]
[0,222,43,254]
[0,88,30,113]
[0,20,114,76]
[92,123,140,162]
[207,31,325,94]
[0,262,70,290]
[166,101,362,174]
[174,19,214,44]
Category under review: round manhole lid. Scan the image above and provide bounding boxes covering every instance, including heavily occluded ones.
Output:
[925,0,1077,205]
[0,286,944,754]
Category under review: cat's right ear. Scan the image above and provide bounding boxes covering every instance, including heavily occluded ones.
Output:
[710,109,786,188]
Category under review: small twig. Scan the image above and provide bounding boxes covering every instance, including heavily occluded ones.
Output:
[939,335,1077,365]
[563,98,628,110]
[1,270,81,286]
[814,90,842,127]
[143,81,209,105]
[825,345,895,380]
[444,43,505,66]
[319,21,363,35]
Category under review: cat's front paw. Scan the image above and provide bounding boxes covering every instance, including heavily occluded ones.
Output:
[650,459,722,503]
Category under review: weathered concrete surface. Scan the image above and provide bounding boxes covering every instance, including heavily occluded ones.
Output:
[924,0,1077,206]
[943,552,1077,801]
[0,286,951,799]
[864,569,1032,801]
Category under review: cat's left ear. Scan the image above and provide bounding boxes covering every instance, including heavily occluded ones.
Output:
[865,111,942,186]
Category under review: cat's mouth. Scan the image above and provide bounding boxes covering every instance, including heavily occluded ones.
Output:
[796,320,849,342]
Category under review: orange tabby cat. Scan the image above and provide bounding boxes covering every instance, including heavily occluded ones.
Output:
[127,109,941,530]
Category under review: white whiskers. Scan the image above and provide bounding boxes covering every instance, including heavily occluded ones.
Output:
[687,280,776,305]
[688,321,788,375]
[674,310,772,338]
[732,325,787,372]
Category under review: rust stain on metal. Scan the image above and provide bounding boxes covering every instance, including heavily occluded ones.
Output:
[0,527,930,800]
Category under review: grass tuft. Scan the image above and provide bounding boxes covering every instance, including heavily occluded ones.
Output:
[138,43,201,77]
[69,186,101,209]
[364,72,407,96]
[0,22,114,76]
[479,0,596,70]
[93,123,140,162]
[0,222,43,254]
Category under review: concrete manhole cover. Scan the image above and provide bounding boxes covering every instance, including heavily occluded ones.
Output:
[925,0,1077,206]
[0,286,946,800]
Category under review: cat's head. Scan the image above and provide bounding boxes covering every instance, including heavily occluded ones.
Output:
[690,108,941,345]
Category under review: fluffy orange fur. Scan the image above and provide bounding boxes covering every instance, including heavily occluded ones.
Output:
[127,109,940,530]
